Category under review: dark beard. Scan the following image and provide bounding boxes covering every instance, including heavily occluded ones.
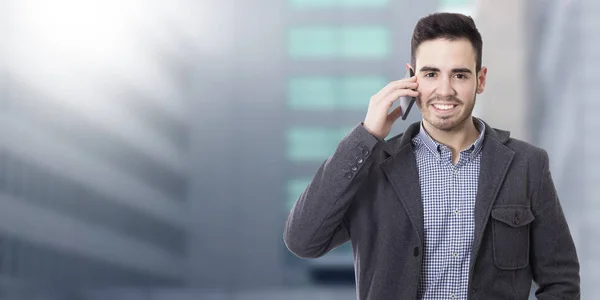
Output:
[421,94,476,132]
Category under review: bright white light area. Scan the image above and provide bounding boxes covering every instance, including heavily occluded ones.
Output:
[5,0,193,173]
[6,0,187,117]
[14,0,140,64]
[8,0,145,74]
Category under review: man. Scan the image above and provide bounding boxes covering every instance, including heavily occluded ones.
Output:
[283,12,580,300]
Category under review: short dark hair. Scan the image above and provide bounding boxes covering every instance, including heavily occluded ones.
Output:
[410,13,483,72]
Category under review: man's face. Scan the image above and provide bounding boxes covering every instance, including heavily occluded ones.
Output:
[413,38,487,132]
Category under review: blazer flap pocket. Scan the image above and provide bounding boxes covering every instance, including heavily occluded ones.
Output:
[491,206,535,228]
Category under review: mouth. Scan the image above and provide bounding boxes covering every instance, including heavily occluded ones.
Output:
[430,103,459,114]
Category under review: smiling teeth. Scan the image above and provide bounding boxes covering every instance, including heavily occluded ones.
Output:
[433,104,455,110]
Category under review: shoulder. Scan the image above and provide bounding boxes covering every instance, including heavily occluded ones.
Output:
[508,138,550,174]
[385,132,405,144]
[487,126,550,171]
[505,137,547,157]
[382,121,422,151]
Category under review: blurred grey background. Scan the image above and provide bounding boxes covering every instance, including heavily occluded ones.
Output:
[0,0,596,299]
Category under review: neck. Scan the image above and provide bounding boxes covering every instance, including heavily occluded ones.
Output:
[422,117,480,154]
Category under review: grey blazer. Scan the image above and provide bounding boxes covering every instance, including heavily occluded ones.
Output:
[283,119,580,300]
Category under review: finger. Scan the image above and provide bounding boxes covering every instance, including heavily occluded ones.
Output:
[375,77,417,99]
[385,77,417,89]
[381,89,420,107]
[382,82,418,98]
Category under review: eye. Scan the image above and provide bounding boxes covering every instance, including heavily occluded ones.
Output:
[455,73,468,79]
[424,72,436,78]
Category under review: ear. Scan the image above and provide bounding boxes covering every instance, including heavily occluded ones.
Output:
[476,67,488,94]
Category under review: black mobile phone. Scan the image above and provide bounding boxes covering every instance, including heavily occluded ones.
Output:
[399,68,416,120]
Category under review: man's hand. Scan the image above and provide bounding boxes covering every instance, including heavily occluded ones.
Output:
[363,76,419,140]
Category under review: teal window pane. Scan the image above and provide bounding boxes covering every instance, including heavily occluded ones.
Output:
[288,77,336,110]
[286,127,353,161]
[288,76,387,110]
[291,0,388,9]
[286,178,311,210]
[289,26,390,59]
[341,27,389,58]
[340,76,387,109]
[289,27,336,57]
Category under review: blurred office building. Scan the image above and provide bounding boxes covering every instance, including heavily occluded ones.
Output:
[0,0,597,299]
[1,0,194,298]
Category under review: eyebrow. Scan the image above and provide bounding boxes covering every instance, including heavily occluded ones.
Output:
[419,66,473,74]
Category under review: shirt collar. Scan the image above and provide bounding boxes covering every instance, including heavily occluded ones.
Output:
[413,117,486,160]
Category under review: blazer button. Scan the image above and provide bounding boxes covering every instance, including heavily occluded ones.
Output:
[362,149,370,157]
[514,216,520,225]
[413,247,420,257]
[351,165,358,171]
[344,171,353,179]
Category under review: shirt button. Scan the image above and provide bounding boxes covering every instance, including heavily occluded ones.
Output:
[453,252,458,257]
[454,209,459,215]
[454,169,459,175]
[450,293,455,298]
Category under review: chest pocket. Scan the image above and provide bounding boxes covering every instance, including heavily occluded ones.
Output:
[491,206,535,270]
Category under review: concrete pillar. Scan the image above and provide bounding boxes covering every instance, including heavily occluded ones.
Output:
[473,0,529,141]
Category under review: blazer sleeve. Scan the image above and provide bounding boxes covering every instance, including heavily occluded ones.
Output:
[283,122,381,259]
[530,149,581,299]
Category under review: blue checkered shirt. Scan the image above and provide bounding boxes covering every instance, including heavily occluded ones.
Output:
[413,118,485,300]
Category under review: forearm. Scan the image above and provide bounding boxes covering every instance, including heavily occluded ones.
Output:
[283,123,381,258]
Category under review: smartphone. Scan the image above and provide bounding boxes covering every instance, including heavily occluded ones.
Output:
[399,67,416,120]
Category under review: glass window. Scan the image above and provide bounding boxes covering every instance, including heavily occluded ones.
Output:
[288,76,387,110]
[286,127,353,162]
[289,26,390,59]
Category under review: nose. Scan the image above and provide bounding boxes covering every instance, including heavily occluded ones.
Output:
[436,76,456,97]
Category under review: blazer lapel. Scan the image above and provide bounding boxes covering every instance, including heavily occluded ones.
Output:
[379,120,514,254]
[469,123,514,271]
[380,122,425,242]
